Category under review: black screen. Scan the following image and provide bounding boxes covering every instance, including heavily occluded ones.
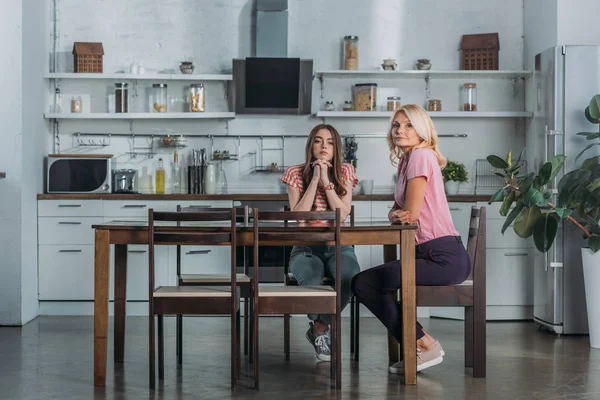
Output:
[245,58,300,109]
[48,159,107,192]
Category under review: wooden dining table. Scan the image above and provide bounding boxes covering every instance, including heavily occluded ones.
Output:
[92,219,418,387]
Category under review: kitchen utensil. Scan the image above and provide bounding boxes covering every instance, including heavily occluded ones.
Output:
[113,169,138,193]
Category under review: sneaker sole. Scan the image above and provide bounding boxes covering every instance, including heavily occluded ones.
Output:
[388,355,445,374]
[306,330,331,362]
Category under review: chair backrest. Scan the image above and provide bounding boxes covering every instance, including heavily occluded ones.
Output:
[465,206,486,282]
[148,208,237,295]
[175,205,249,276]
[253,209,342,294]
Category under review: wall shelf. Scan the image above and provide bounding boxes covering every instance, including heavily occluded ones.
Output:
[44,112,235,120]
[45,72,232,81]
[315,70,532,79]
[315,111,533,118]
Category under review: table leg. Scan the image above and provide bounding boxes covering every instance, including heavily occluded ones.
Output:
[94,229,110,387]
[383,245,400,364]
[114,245,128,363]
[400,230,416,385]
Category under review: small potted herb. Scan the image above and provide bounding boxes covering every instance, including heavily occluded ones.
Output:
[442,160,469,195]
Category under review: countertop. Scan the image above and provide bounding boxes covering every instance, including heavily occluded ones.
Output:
[37,193,491,202]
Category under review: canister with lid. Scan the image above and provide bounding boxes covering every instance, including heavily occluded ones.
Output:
[387,96,401,111]
[189,83,205,112]
[151,83,168,113]
[463,83,477,111]
[353,83,377,111]
[343,36,359,70]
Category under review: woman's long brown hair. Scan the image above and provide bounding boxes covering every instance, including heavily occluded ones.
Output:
[301,124,347,198]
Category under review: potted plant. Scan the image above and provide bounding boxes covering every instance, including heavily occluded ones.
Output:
[486,94,600,347]
[442,160,468,195]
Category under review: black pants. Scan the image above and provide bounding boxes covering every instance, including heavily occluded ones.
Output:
[351,235,470,342]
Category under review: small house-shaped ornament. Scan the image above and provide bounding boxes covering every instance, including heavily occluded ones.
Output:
[73,42,104,73]
[460,33,499,70]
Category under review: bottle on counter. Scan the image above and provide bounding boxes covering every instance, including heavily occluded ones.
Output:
[204,162,217,195]
[155,158,165,194]
[171,151,181,194]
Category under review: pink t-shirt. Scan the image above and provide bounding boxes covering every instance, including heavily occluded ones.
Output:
[394,148,459,245]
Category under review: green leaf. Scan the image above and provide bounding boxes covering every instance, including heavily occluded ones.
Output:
[576,143,600,161]
[494,172,506,179]
[589,95,600,120]
[514,206,541,238]
[501,201,524,234]
[554,207,573,219]
[487,155,509,170]
[488,187,505,204]
[500,191,515,216]
[582,155,599,170]
[590,236,600,253]
[558,170,591,207]
[533,213,559,253]
[522,187,545,207]
[516,148,526,165]
[538,162,552,186]
[588,178,600,192]
[549,155,566,181]
[576,131,599,139]
[506,150,512,167]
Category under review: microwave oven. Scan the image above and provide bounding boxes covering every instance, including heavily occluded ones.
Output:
[232,57,313,115]
[46,154,112,193]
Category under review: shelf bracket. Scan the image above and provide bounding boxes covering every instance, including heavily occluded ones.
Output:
[319,75,325,99]
[424,74,431,101]
[511,77,519,98]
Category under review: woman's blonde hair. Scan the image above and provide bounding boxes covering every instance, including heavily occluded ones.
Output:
[386,104,447,168]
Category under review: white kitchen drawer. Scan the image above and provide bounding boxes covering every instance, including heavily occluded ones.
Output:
[38,200,103,217]
[108,245,169,301]
[39,245,94,300]
[177,200,233,209]
[38,217,103,245]
[103,201,175,218]
[180,245,231,275]
[486,248,534,306]
[371,201,394,220]
[449,202,475,249]
[487,219,533,249]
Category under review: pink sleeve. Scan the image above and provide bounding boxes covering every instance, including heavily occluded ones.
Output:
[281,165,303,189]
[342,163,358,189]
[405,149,436,181]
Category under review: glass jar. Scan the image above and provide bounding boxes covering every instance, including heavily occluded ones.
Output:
[189,83,205,112]
[71,96,82,113]
[428,99,442,112]
[115,83,128,113]
[387,96,401,112]
[324,101,335,111]
[343,35,359,70]
[463,83,477,111]
[343,100,353,111]
[354,83,377,111]
[151,83,168,113]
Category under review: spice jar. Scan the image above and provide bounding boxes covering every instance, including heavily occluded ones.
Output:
[343,36,359,70]
[463,83,477,111]
[428,99,442,112]
[188,83,205,112]
[71,96,82,113]
[151,83,168,113]
[354,83,377,111]
[324,101,335,111]
[387,96,401,112]
[343,100,353,111]
[115,83,128,113]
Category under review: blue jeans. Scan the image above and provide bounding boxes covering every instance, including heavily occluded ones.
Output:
[289,245,361,325]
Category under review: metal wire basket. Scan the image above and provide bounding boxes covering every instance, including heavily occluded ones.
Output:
[474,159,527,195]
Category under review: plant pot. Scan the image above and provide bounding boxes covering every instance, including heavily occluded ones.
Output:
[180,62,195,74]
[582,248,600,348]
[444,180,460,195]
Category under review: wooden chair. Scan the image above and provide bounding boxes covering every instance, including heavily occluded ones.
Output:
[174,205,252,365]
[252,209,343,389]
[148,208,240,389]
[387,206,486,378]
[282,205,361,360]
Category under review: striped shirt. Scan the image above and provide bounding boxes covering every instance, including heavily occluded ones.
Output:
[281,163,358,211]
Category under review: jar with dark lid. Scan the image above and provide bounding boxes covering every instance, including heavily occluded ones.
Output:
[343,100,353,111]
[354,83,377,111]
[189,83,205,112]
[343,35,359,70]
[115,83,128,113]
[151,83,168,113]
[428,99,442,112]
[387,96,401,111]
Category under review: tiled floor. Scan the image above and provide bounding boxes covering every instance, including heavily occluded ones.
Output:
[1,316,599,399]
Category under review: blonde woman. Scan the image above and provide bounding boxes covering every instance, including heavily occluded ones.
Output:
[351,104,470,373]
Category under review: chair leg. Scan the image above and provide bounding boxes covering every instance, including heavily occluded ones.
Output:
[330,316,335,383]
[232,309,238,390]
[149,314,155,389]
[465,306,474,368]
[355,298,360,361]
[336,310,341,390]
[473,303,486,378]
[244,297,249,356]
[253,305,259,389]
[284,314,290,361]
[176,314,183,365]
[158,315,164,380]
[350,296,355,355]
[237,310,241,379]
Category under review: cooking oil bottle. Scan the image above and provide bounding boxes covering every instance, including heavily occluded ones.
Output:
[155,158,165,194]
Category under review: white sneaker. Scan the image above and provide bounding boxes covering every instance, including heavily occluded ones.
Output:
[388,341,445,374]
